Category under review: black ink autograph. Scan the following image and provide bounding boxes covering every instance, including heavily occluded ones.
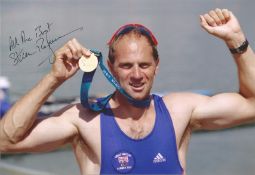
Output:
[37,26,84,66]
[8,23,83,66]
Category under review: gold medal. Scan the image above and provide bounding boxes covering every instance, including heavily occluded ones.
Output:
[79,53,98,72]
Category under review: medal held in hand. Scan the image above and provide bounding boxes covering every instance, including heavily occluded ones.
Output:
[79,53,98,72]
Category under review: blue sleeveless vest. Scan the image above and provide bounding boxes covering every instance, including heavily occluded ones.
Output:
[100,94,183,174]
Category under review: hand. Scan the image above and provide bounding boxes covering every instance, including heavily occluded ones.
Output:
[50,38,91,82]
[200,8,245,43]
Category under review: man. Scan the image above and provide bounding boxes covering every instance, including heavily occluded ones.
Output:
[0,8,255,175]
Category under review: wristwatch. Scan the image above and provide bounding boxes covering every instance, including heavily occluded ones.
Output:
[229,39,249,54]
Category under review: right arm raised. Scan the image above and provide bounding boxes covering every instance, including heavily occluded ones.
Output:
[0,73,61,147]
[0,38,90,150]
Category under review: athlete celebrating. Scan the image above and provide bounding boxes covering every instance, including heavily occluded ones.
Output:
[1,8,255,175]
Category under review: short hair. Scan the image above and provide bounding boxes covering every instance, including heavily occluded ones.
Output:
[107,24,159,64]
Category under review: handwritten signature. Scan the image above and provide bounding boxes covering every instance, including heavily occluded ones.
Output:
[8,22,83,66]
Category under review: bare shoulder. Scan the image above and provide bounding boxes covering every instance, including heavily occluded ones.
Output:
[70,103,101,158]
[54,103,101,146]
[69,103,101,137]
[59,103,100,124]
[162,92,209,108]
[49,103,100,132]
[162,92,210,129]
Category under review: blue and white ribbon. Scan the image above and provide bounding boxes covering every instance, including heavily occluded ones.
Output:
[80,49,151,111]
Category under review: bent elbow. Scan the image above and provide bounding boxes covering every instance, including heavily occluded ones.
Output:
[0,144,8,153]
[0,140,14,153]
[0,129,24,152]
[4,133,24,145]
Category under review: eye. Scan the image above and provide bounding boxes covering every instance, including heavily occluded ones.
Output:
[140,63,150,69]
[120,63,132,69]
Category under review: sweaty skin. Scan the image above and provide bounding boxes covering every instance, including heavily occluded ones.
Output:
[1,9,255,175]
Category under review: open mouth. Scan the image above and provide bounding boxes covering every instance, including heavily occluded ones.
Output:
[129,82,145,91]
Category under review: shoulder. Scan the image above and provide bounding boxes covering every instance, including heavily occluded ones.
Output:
[55,103,101,138]
[162,92,210,107]
[65,103,100,121]
[69,104,101,149]
[50,103,100,125]
[161,92,210,127]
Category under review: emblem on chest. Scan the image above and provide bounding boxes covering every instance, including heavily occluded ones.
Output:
[112,151,135,173]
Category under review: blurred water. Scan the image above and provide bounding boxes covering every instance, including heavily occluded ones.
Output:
[1,0,255,175]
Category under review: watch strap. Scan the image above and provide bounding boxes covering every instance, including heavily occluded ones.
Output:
[229,39,249,54]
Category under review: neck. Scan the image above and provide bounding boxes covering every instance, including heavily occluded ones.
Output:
[110,91,151,120]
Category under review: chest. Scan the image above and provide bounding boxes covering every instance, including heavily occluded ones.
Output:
[115,114,155,140]
[100,108,183,174]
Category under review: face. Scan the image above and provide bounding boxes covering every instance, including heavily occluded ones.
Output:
[108,34,159,100]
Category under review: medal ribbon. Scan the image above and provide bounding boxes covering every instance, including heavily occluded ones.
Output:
[80,49,151,111]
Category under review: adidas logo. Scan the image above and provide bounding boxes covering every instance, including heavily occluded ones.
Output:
[153,153,166,163]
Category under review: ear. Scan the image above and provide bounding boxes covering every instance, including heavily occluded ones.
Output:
[155,58,159,75]
[107,59,114,74]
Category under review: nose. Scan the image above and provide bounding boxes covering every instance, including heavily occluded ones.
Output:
[131,66,143,80]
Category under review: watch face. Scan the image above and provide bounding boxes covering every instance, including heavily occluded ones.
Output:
[235,48,241,54]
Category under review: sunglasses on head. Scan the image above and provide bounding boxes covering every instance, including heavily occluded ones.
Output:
[107,23,158,46]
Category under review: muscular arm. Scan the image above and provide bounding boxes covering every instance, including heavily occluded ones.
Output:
[2,104,79,153]
[0,38,90,152]
[191,9,255,130]
[0,74,62,147]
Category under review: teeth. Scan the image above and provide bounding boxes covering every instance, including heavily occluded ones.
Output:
[130,83,143,87]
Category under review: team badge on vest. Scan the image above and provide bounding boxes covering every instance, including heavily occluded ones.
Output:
[112,151,135,173]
